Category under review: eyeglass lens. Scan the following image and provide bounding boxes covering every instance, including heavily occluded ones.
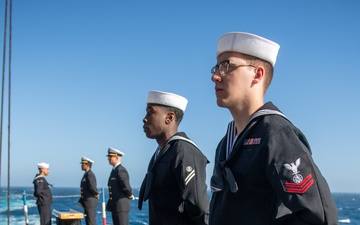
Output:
[211,61,229,75]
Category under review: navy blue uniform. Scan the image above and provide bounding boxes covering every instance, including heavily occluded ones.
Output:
[79,169,99,225]
[209,102,338,225]
[33,174,53,225]
[139,132,210,225]
[106,164,133,225]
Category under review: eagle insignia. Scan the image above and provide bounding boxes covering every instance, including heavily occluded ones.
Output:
[283,158,314,194]
[186,166,193,172]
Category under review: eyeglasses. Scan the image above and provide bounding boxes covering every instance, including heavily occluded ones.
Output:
[211,60,256,76]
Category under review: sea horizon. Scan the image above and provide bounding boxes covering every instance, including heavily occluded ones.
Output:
[1,186,359,194]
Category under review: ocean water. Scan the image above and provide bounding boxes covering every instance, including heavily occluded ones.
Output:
[0,187,147,225]
[0,187,359,225]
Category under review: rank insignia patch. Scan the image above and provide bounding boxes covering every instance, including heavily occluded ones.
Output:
[184,167,195,186]
[283,158,314,194]
[243,138,261,145]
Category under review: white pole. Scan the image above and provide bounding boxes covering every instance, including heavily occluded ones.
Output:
[22,190,29,225]
[102,188,106,225]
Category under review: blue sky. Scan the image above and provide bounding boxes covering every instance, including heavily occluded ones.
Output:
[0,0,359,193]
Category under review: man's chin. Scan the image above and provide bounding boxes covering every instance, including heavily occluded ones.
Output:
[216,99,228,108]
[144,132,156,139]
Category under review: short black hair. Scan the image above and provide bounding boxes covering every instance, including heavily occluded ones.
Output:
[164,106,184,125]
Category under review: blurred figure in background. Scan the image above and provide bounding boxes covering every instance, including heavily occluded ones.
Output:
[106,147,134,225]
[33,162,53,225]
[78,156,99,225]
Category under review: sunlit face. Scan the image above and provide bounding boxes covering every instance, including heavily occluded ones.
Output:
[81,163,88,171]
[41,168,50,176]
[211,52,256,110]
[107,155,119,166]
[142,104,167,139]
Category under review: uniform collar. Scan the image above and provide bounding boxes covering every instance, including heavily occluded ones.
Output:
[113,162,121,169]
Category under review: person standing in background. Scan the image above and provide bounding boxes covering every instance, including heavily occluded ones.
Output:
[33,162,53,225]
[209,31,338,224]
[78,156,99,225]
[138,90,210,225]
[106,147,134,225]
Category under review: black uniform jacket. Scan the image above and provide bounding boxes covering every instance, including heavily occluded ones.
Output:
[209,102,338,225]
[79,169,99,208]
[138,132,210,225]
[106,164,133,212]
[33,174,53,206]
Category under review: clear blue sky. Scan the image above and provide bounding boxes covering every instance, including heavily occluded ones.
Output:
[0,0,359,193]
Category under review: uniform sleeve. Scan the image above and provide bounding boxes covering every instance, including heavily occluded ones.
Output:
[265,124,338,224]
[175,141,210,225]
[117,167,133,197]
[34,177,46,204]
[34,179,43,198]
[87,171,99,196]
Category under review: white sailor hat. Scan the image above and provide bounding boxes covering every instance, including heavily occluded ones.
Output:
[107,147,125,157]
[37,162,49,169]
[217,32,280,66]
[147,90,188,112]
[80,156,94,164]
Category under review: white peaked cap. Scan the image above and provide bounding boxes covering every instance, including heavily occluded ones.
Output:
[37,162,49,169]
[217,32,280,66]
[107,147,125,156]
[81,156,94,164]
[147,90,188,112]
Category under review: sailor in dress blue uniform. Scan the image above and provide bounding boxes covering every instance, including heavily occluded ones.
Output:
[138,90,210,225]
[33,162,53,225]
[209,32,338,225]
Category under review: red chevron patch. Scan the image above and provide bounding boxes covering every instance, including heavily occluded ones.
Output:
[284,174,314,194]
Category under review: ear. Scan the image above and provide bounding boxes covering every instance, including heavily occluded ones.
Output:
[253,66,265,84]
[165,112,175,124]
